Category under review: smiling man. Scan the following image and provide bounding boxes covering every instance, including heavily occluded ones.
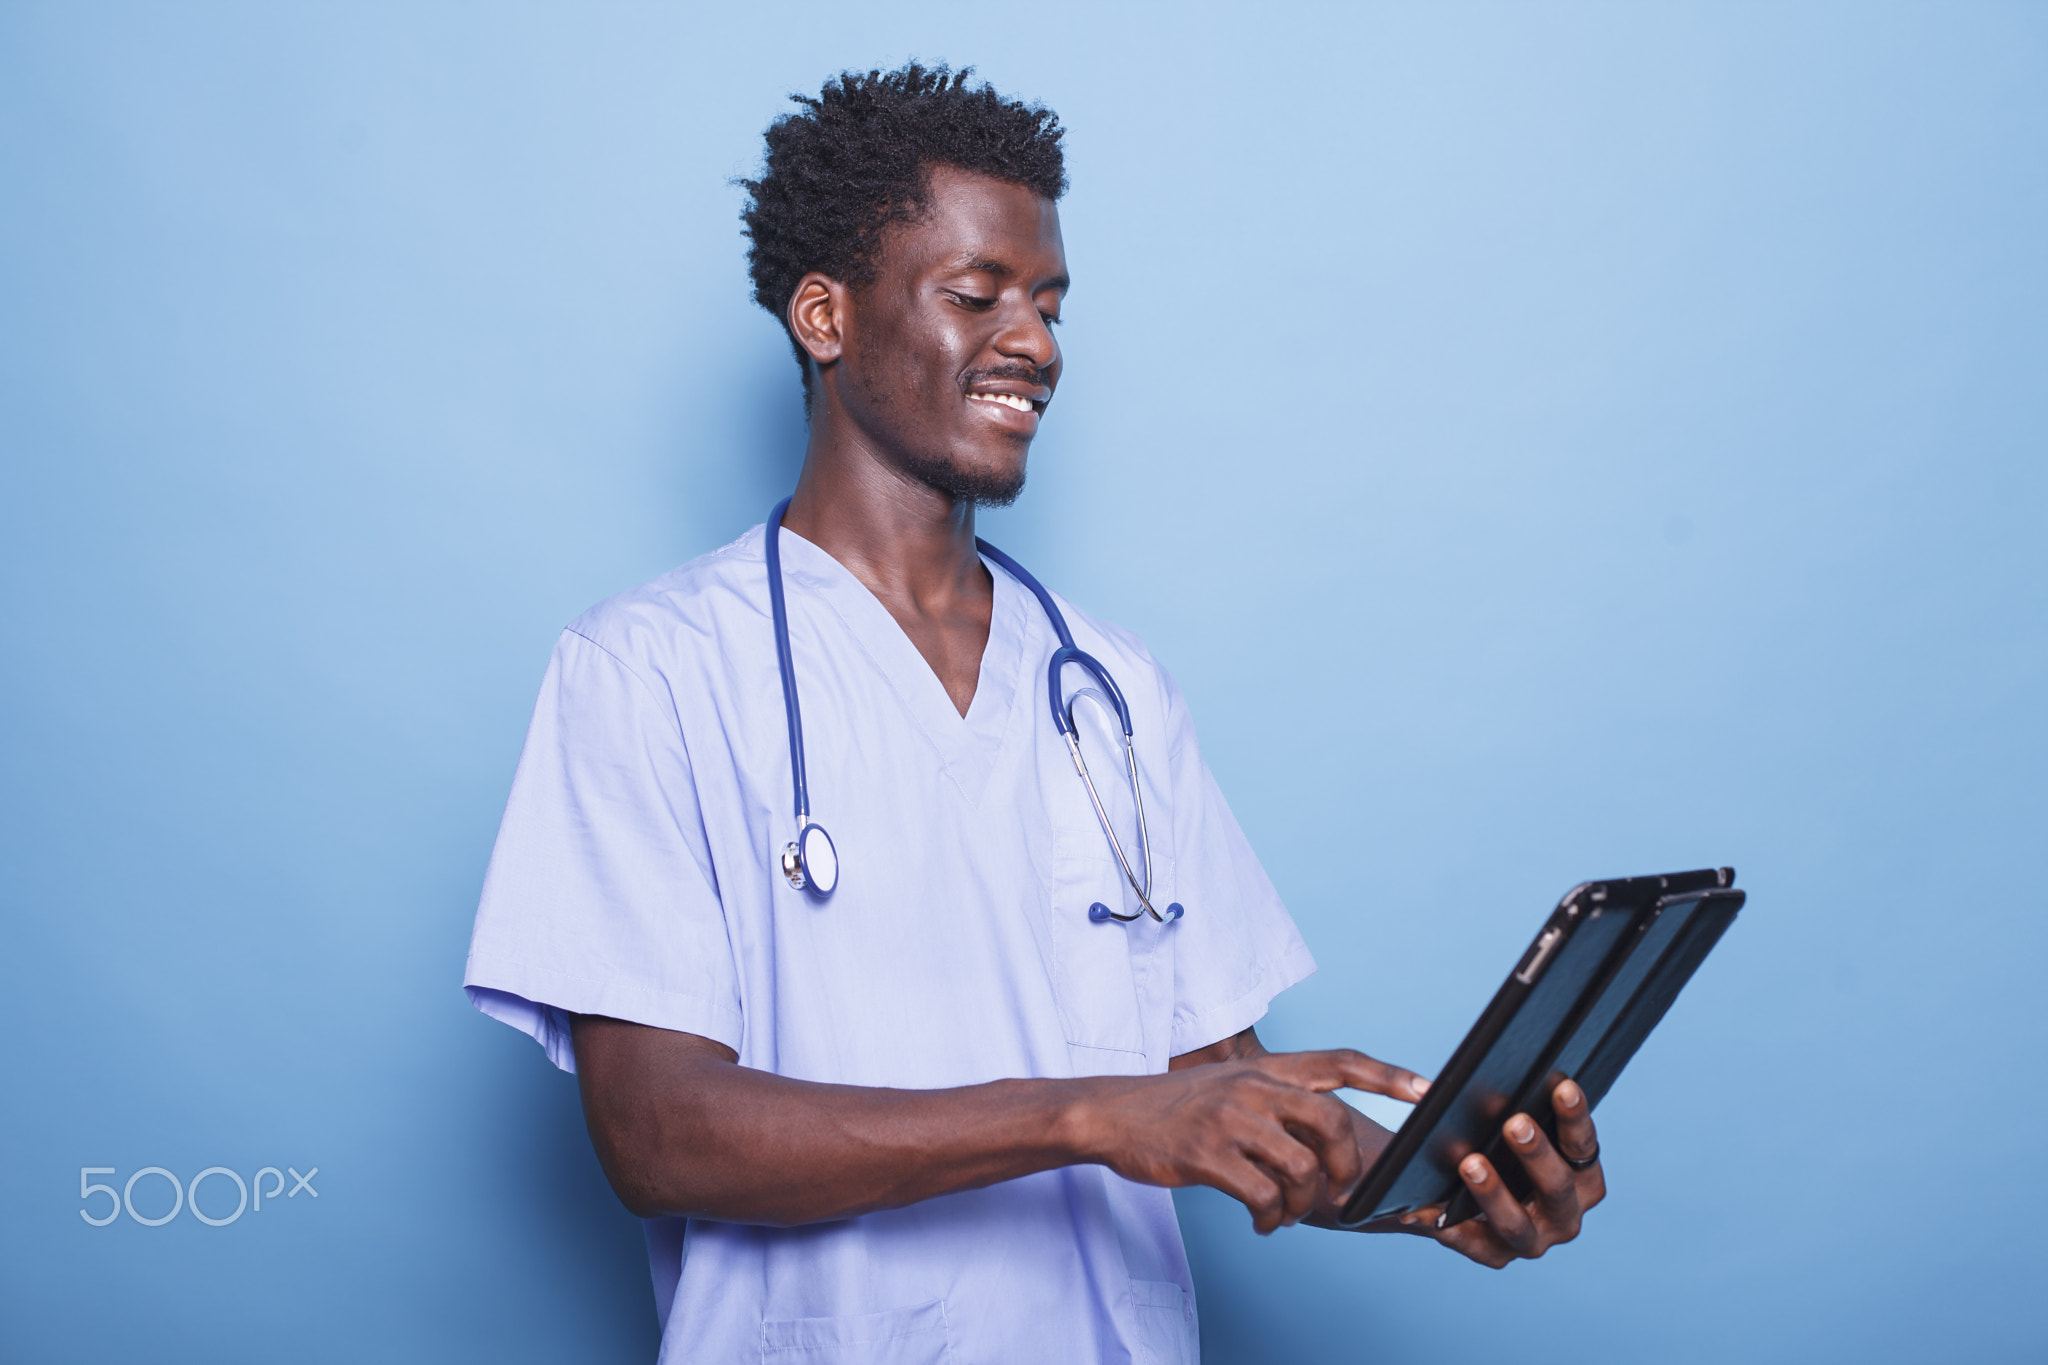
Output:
[463,65,1605,1364]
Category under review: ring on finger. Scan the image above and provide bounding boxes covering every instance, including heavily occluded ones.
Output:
[1563,1141,1600,1172]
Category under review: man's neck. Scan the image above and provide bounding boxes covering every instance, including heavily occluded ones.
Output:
[779,413,988,620]
[778,402,996,718]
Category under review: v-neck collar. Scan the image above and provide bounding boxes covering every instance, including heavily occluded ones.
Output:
[767,523,1031,809]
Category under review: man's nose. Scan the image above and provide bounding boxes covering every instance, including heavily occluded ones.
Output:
[992,299,1057,371]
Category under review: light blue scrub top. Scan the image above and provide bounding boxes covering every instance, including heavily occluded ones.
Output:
[465,523,1314,1365]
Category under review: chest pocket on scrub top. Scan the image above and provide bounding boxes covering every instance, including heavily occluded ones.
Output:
[1041,682,1164,1063]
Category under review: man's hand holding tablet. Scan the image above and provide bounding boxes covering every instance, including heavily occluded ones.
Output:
[1204,869,1742,1266]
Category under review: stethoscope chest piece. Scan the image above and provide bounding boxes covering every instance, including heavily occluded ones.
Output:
[782,822,838,898]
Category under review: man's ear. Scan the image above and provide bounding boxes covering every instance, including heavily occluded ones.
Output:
[787,273,849,367]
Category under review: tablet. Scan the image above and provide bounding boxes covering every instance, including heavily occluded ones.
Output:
[1335,867,1745,1230]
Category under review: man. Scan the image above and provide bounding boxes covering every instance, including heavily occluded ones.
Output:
[465,64,1604,1363]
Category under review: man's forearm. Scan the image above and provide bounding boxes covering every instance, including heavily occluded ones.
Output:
[1168,1025,1265,1069]
[572,1015,1421,1232]
[572,1014,1139,1225]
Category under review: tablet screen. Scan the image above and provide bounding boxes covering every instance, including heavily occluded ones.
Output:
[1363,903,1644,1221]
[1339,872,1743,1229]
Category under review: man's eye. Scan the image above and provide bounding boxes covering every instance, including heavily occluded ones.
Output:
[1040,313,1062,328]
[949,291,998,310]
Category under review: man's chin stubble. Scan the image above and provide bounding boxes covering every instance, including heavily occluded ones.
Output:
[900,450,1027,508]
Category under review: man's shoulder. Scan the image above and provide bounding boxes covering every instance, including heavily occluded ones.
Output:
[561,523,767,675]
[1055,596,1155,673]
[1031,584,1189,729]
[1024,574,1158,673]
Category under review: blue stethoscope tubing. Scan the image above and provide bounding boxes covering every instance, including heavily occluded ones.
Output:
[766,497,1183,924]
[764,498,840,898]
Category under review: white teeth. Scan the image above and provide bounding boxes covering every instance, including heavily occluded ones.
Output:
[972,392,1034,413]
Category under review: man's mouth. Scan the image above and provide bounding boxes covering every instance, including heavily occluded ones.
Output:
[964,374,1053,424]
[968,392,1042,414]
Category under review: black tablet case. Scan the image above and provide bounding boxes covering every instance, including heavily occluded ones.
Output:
[1336,868,1744,1229]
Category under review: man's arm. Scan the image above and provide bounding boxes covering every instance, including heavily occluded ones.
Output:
[1175,1026,1608,1266]
[569,1014,1428,1235]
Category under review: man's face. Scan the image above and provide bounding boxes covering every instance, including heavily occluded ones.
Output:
[829,165,1067,506]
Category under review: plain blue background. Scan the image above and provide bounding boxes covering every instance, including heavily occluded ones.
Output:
[3,3,2043,1361]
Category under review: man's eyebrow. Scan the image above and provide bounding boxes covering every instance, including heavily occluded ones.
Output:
[953,256,1069,293]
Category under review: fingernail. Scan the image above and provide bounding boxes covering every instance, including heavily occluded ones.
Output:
[1507,1115,1535,1145]
[1557,1080,1582,1109]
[1462,1156,1488,1185]
[1410,1077,1431,1096]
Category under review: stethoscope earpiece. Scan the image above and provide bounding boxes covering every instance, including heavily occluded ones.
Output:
[1088,900,1186,926]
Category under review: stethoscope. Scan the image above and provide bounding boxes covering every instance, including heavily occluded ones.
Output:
[765,497,1184,925]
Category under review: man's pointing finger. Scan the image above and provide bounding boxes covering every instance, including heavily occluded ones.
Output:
[1254,1049,1431,1101]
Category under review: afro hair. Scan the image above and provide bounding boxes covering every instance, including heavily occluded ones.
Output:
[739,63,1067,387]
